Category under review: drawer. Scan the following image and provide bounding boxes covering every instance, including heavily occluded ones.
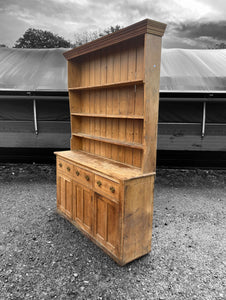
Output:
[73,165,94,187]
[57,158,73,176]
[94,175,120,201]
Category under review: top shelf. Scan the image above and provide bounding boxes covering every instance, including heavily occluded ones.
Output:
[68,79,144,91]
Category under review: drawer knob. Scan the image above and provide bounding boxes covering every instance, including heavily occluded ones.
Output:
[67,166,71,172]
[97,180,102,187]
[85,175,90,181]
[76,170,80,176]
[59,163,62,168]
[110,186,115,193]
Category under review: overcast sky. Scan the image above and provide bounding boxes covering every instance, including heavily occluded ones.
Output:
[0,0,226,48]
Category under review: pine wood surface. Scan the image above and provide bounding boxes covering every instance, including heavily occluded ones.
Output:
[68,36,145,168]
[54,150,150,180]
[56,152,155,265]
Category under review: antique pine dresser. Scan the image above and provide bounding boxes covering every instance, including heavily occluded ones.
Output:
[55,19,166,265]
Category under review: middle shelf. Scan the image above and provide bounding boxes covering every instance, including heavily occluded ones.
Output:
[72,132,144,149]
[68,79,144,91]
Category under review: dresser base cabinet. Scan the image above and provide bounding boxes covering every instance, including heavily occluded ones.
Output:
[55,150,155,265]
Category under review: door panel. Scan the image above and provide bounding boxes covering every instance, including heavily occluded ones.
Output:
[94,194,120,255]
[57,174,73,219]
[72,182,93,234]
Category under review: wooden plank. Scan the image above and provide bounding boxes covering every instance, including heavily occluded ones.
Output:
[134,85,144,116]
[89,53,95,88]
[100,50,107,85]
[76,184,83,222]
[81,56,90,152]
[71,133,143,149]
[122,176,154,264]
[83,188,92,230]
[127,86,135,116]
[119,87,128,116]
[136,40,144,80]
[81,56,90,87]
[128,43,136,81]
[111,119,119,161]
[68,61,81,88]
[96,195,107,240]
[118,119,126,163]
[94,51,101,86]
[106,49,114,85]
[94,112,101,156]
[89,94,95,154]
[69,91,81,113]
[124,119,134,165]
[132,149,142,168]
[68,79,143,91]
[142,34,162,173]
[105,89,113,159]
[105,118,112,159]
[70,113,143,119]
[120,45,128,82]
[107,202,119,250]
[100,118,106,156]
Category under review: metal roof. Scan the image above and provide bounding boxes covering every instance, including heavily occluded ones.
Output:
[0,47,225,93]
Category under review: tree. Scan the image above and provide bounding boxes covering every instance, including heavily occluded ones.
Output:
[73,25,122,47]
[99,25,122,36]
[14,28,71,48]
[214,43,226,49]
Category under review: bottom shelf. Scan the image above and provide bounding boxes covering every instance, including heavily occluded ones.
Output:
[71,135,143,169]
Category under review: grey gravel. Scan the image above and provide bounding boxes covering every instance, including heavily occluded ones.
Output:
[0,164,225,300]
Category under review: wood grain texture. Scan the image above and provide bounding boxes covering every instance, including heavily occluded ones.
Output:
[142,33,163,173]
[122,175,155,264]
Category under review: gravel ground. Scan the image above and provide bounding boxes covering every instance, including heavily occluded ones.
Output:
[0,164,226,300]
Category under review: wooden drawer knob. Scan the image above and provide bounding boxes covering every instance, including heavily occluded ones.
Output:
[76,170,80,176]
[85,175,90,181]
[67,166,71,172]
[97,180,102,187]
[59,163,62,168]
[110,186,115,193]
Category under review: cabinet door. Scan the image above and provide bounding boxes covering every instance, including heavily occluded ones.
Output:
[72,182,93,234]
[94,194,120,256]
[57,174,73,219]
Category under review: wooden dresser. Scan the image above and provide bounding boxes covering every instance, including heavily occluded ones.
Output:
[55,19,166,265]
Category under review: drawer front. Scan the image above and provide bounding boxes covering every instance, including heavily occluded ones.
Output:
[94,175,120,201]
[74,165,94,187]
[57,158,73,176]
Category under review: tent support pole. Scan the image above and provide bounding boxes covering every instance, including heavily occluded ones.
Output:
[33,99,38,135]
[201,101,206,138]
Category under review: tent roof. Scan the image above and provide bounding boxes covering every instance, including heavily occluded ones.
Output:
[161,48,226,93]
[0,48,68,91]
[0,47,226,93]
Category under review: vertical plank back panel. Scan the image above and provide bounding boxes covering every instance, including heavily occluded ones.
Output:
[136,37,144,80]
[81,56,90,152]
[68,27,163,169]
[68,60,81,88]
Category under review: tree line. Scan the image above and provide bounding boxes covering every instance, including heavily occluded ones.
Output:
[1,26,122,49]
